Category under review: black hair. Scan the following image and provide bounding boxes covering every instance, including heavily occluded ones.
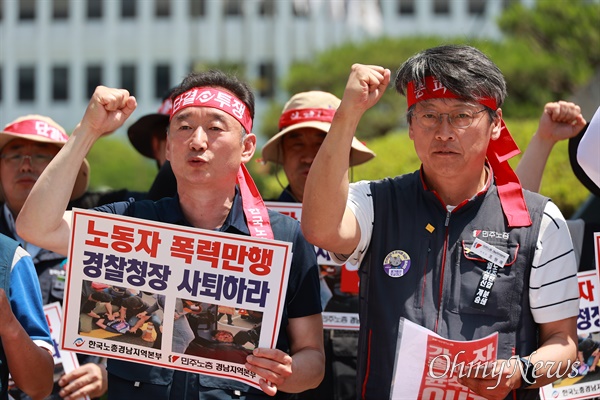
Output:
[395,45,506,122]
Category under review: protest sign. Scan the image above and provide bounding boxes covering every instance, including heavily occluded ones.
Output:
[44,302,82,376]
[61,209,292,391]
[390,318,497,400]
[540,232,600,400]
[265,201,359,330]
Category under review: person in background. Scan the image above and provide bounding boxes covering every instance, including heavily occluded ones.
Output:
[127,90,172,169]
[16,70,325,399]
[261,90,375,400]
[515,101,586,193]
[127,88,178,201]
[127,88,177,200]
[514,102,592,269]
[301,46,579,399]
[0,115,107,400]
[0,232,54,400]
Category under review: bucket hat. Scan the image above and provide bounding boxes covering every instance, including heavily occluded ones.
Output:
[261,91,375,166]
[0,115,89,200]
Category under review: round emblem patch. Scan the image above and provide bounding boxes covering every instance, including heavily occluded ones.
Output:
[383,250,411,278]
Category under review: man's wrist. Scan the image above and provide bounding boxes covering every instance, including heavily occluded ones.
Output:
[519,357,537,388]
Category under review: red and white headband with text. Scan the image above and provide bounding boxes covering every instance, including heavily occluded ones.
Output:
[3,118,68,143]
[278,108,336,130]
[170,87,253,134]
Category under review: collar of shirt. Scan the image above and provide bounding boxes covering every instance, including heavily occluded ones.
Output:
[161,187,250,235]
[3,203,42,258]
[277,186,298,203]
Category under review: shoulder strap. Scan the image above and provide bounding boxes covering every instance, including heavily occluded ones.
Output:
[0,234,19,297]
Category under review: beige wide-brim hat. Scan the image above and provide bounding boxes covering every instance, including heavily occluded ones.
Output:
[261,91,375,166]
[0,114,90,200]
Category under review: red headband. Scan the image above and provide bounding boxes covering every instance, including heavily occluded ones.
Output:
[171,87,253,133]
[278,108,336,130]
[2,119,68,142]
[407,76,531,227]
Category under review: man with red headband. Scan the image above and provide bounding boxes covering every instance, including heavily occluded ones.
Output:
[301,45,579,400]
[16,70,325,399]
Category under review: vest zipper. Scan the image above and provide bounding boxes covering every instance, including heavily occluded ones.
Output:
[435,210,452,333]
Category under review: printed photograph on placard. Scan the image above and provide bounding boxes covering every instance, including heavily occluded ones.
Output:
[176,299,261,364]
[78,280,162,349]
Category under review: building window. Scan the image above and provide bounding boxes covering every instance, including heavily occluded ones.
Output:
[292,0,310,17]
[86,65,102,98]
[0,0,3,21]
[155,0,170,17]
[223,0,243,16]
[433,0,449,15]
[259,0,275,16]
[397,0,415,15]
[258,62,275,99]
[19,0,36,20]
[52,66,69,101]
[87,0,103,19]
[190,0,206,17]
[468,0,486,15]
[154,64,171,99]
[121,0,136,18]
[53,0,69,19]
[18,66,35,101]
[120,65,137,96]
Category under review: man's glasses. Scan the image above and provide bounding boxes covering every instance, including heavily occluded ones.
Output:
[0,153,54,167]
[411,108,487,130]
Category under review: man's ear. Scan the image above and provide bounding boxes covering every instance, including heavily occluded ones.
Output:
[408,123,416,141]
[241,133,256,163]
[165,133,172,162]
[490,108,503,141]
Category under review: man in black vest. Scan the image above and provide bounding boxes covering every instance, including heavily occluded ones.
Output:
[17,70,325,399]
[301,46,579,400]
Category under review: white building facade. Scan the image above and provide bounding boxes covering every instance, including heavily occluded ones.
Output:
[0,0,532,132]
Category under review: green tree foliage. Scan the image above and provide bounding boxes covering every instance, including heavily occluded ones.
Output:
[494,0,600,117]
[258,0,598,139]
[498,0,600,69]
[86,136,158,193]
[267,36,450,141]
